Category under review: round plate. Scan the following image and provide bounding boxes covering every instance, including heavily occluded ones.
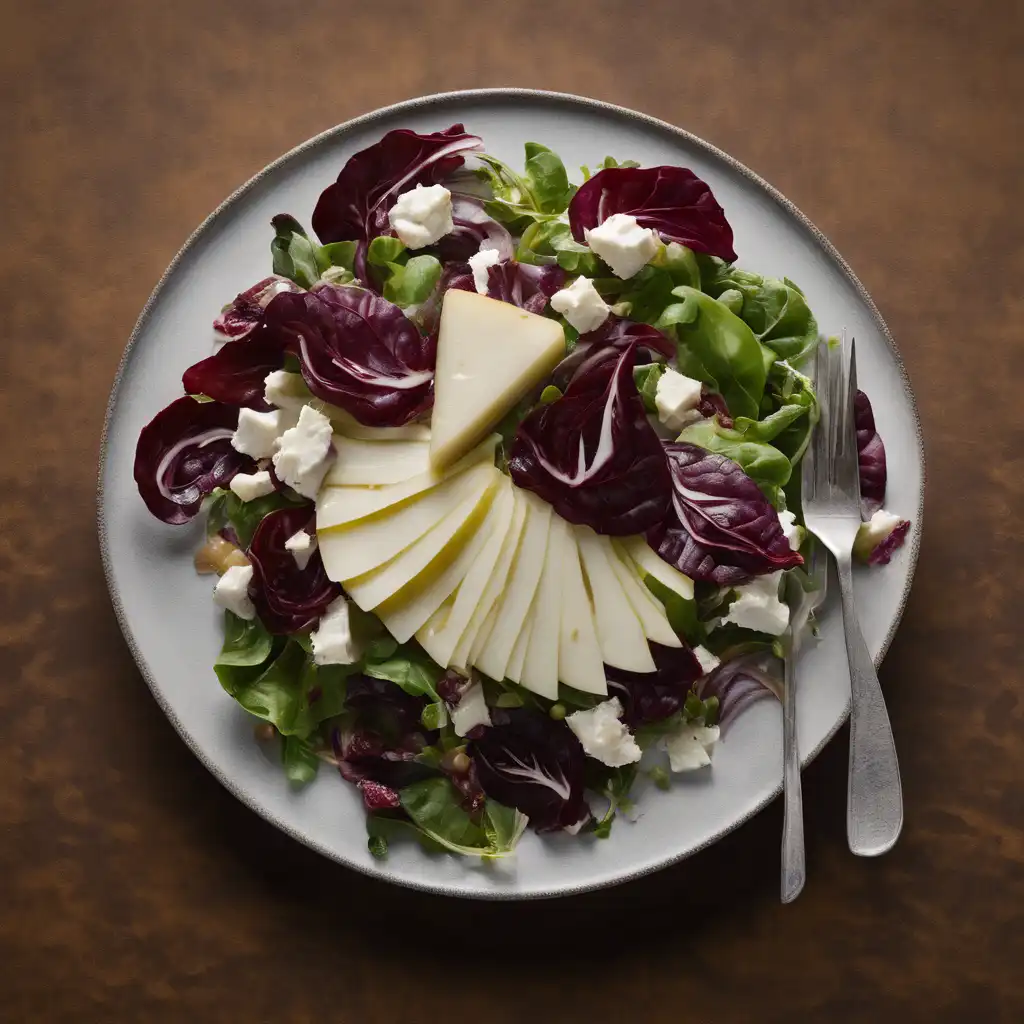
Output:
[98,89,924,899]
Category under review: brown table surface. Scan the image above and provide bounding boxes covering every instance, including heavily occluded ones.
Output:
[3,0,1023,1020]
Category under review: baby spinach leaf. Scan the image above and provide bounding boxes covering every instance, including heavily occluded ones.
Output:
[281,734,319,784]
[366,235,407,267]
[517,219,600,275]
[399,777,490,854]
[216,611,273,667]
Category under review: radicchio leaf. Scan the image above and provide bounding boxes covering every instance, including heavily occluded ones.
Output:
[433,194,515,263]
[862,518,911,566]
[568,166,737,262]
[509,344,672,535]
[212,276,301,341]
[332,676,438,790]
[247,506,340,634]
[134,397,254,524]
[311,124,482,278]
[694,650,783,730]
[648,442,803,584]
[605,643,704,728]
[181,330,286,410]
[263,284,435,427]
[552,316,674,389]
[855,389,887,515]
[484,259,566,314]
[470,708,590,832]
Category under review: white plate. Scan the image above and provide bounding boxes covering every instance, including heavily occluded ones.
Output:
[98,89,924,899]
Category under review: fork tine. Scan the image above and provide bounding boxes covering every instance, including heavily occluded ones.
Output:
[835,334,862,503]
[809,340,830,501]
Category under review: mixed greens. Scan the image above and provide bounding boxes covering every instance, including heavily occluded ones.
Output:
[134,125,910,859]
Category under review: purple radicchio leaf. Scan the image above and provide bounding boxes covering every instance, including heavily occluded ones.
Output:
[134,397,254,525]
[855,389,887,515]
[311,124,482,279]
[247,506,341,634]
[605,642,704,728]
[469,707,590,832]
[867,519,910,566]
[181,328,286,410]
[484,259,566,314]
[212,276,301,342]
[647,442,804,585]
[331,677,439,791]
[551,315,674,390]
[509,343,672,535]
[694,650,784,731]
[432,193,515,263]
[262,283,435,427]
[568,166,737,262]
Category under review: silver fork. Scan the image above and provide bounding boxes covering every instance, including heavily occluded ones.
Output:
[780,537,827,903]
[802,336,903,857]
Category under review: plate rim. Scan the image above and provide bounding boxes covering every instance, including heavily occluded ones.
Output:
[96,87,925,900]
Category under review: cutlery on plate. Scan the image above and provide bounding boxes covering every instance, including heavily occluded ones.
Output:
[780,534,827,903]
[802,335,903,857]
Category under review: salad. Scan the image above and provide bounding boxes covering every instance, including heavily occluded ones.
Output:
[133,124,910,859]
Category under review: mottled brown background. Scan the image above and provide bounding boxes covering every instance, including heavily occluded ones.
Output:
[2,0,1022,1020]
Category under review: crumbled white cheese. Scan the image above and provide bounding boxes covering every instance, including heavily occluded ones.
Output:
[549,276,611,333]
[468,247,502,294]
[777,509,804,552]
[664,722,720,772]
[213,564,256,621]
[388,184,454,249]
[655,368,704,433]
[566,697,642,768]
[450,681,492,737]
[264,370,311,411]
[854,508,904,561]
[584,213,659,279]
[284,529,318,570]
[229,470,276,502]
[722,570,790,636]
[693,645,721,676]
[231,408,287,459]
[310,596,361,666]
[272,405,334,499]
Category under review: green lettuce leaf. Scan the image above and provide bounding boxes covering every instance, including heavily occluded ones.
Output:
[206,487,308,549]
[599,243,701,323]
[517,219,599,275]
[522,142,575,213]
[654,285,769,421]
[382,254,442,308]
[270,214,324,289]
[678,418,793,491]
[580,155,640,181]
[699,257,819,366]
[364,642,447,729]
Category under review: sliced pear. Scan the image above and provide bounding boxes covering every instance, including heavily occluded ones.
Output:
[323,437,430,487]
[416,482,518,668]
[504,607,533,684]
[318,462,491,582]
[430,290,565,470]
[375,474,507,642]
[449,486,529,670]
[575,525,656,673]
[329,406,431,442]
[605,542,682,648]
[558,531,607,695]
[616,536,695,602]
[519,514,568,699]
[316,435,497,531]
[343,469,500,612]
[473,490,552,682]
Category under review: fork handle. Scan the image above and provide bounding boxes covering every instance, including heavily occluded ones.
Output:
[836,557,903,856]
[781,640,805,902]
